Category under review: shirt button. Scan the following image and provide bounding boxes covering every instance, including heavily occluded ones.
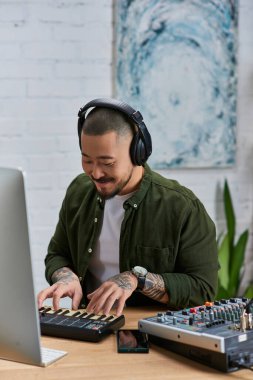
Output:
[78,276,83,282]
[94,218,98,223]
[133,203,137,208]
[88,248,92,253]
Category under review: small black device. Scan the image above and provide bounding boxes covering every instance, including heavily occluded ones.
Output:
[116,329,149,353]
[77,97,152,166]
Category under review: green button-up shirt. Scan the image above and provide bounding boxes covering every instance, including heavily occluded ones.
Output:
[45,164,218,308]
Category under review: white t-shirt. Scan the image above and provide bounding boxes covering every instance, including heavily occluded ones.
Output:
[87,192,134,292]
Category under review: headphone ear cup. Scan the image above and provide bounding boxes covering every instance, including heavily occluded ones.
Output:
[130,132,146,166]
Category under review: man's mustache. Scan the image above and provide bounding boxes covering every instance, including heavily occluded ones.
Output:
[91,176,115,184]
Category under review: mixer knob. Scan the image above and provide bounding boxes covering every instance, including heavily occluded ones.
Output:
[221,299,228,304]
[234,311,239,320]
[166,311,174,316]
[214,300,221,306]
[189,308,197,313]
[182,310,189,315]
[157,312,165,322]
[209,310,214,322]
[229,298,237,303]
[189,316,194,325]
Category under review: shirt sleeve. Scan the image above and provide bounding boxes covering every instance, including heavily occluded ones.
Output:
[45,197,73,284]
[161,199,219,308]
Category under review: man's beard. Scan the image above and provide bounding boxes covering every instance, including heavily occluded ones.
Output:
[91,168,133,200]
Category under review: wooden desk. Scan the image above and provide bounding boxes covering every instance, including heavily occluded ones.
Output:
[0,307,252,380]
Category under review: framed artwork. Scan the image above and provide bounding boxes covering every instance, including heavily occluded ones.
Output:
[114,0,238,169]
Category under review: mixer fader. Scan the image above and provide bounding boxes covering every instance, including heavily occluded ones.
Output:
[139,297,253,372]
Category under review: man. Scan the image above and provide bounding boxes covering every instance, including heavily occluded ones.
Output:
[37,98,219,316]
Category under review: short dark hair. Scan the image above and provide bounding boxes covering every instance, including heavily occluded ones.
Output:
[81,107,135,137]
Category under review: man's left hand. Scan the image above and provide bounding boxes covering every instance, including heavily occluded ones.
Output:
[86,271,138,316]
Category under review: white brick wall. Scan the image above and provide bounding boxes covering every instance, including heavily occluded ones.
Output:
[0,0,252,298]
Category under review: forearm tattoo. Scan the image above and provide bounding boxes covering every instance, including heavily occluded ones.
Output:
[52,267,78,285]
[109,272,133,290]
[142,273,168,303]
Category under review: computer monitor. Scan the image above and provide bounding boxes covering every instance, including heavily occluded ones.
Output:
[0,167,67,366]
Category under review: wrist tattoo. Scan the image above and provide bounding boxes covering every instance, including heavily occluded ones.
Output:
[109,272,133,290]
[52,267,78,285]
[142,273,168,303]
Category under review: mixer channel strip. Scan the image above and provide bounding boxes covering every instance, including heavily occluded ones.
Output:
[39,306,125,342]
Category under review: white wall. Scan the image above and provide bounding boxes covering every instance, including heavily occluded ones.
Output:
[0,0,252,296]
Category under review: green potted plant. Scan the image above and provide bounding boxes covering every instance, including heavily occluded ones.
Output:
[217,179,253,299]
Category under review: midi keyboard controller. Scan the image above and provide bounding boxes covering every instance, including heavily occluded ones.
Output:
[40,306,125,342]
[139,297,253,372]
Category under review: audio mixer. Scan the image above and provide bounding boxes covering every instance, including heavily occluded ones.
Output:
[138,298,253,372]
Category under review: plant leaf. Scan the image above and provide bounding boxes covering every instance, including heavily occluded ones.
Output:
[244,284,253,299]
[218,233,229,290]
[216,231,224,248]
[216,283,230,300]
[229,230,249,295]
[224,179,235,247]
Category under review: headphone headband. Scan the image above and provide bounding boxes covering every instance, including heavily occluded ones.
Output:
[78,98,138,119]
[77,98,152,166]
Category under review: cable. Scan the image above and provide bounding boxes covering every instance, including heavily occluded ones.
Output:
[237,364,253,372]
[245,298,253,314]
[231,361,253,372]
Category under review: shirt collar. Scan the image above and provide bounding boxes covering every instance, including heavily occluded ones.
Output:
[123,164,152,209]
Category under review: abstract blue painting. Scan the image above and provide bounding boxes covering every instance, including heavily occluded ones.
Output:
[114,0,238,168]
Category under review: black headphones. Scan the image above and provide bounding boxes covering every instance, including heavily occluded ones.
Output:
[77,98,152,166]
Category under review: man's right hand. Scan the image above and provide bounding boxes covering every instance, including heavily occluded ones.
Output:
[37,267,83,311]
